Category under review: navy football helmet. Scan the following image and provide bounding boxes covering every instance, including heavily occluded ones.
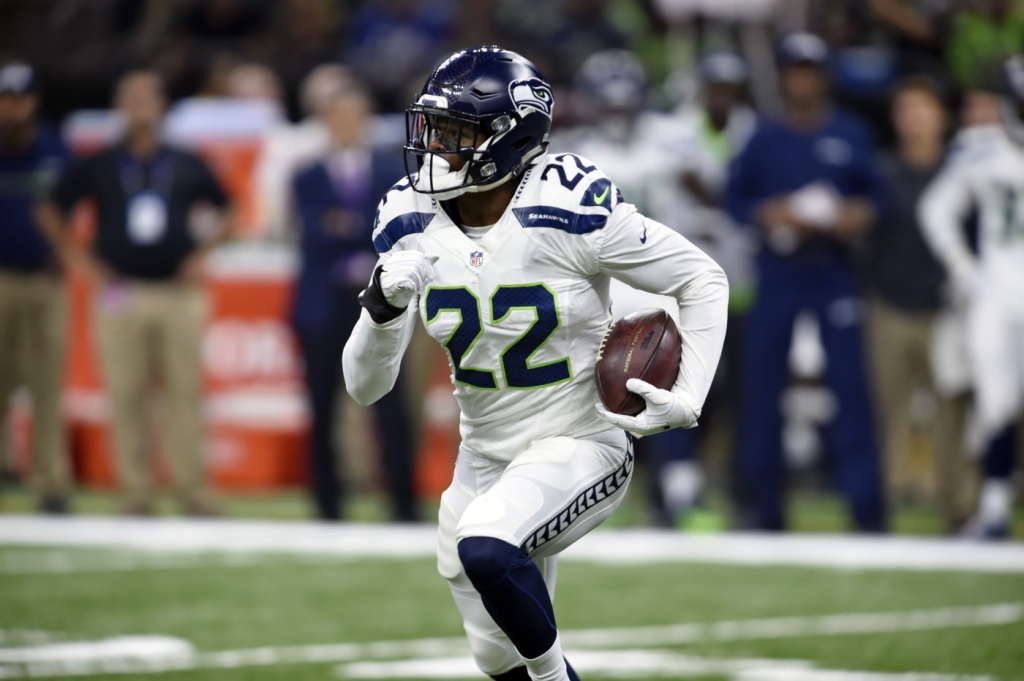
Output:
[405,46,553,200]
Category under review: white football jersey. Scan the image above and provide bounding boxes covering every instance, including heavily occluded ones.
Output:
[919,125,1024,317]
[343,153,728,462]
[550,116,684,319]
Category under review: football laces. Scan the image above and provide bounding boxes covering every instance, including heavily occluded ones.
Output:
[596,327,612,362]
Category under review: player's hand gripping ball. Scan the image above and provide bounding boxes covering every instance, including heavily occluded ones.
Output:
[594,309,699,436]
[379,251,440,308]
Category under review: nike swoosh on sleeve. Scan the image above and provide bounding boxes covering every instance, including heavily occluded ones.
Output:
[593,186,610,205]
[640,226,647,244]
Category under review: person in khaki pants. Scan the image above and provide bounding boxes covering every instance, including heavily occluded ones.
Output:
[37,70,234,515]
[0,62,72,512]
[867,76,976,532]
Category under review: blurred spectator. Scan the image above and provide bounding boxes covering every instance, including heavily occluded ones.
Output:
[225,62,284,104]
[726,33,886,531]
[666,50,758,524]
[195,51,246,97]
[866,0,957,87]
[36,70,234,516]
[0,62,72,513]
[554,48,705,526]
[345,0,452,112]
[946,0,1024,91]
[546,0,629,87]
[961,87,1004,127]
[918,56,1024,538]
[268,0,345,118]
[866,75,975,531]
[182,0,274,43]
[290,81,418,522]
[257,64,354,237]
[818,1,901,143]
[670,51,757,257]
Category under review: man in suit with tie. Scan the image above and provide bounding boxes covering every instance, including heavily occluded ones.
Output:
[291,79,418,521]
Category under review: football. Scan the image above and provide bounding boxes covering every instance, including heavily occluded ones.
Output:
[595,308,682,416]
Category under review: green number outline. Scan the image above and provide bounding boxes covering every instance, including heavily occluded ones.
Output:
[424,286,498,391]
[490,282,574,391]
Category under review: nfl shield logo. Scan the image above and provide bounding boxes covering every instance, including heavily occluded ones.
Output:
[470,251,484,267]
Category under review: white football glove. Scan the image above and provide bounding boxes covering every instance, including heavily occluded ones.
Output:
[379,251,440,308]
[596,378,699,437]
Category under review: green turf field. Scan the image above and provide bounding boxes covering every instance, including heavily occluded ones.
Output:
[1,543,1022,680]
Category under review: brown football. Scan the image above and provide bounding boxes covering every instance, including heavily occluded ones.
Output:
[595,308,682,416]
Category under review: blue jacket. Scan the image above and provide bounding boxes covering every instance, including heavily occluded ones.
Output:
[726,110,885,278]
[291,149,404,330]
[0,125,71,271]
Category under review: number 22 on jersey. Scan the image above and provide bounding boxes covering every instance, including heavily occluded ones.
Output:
[424,284,573,390]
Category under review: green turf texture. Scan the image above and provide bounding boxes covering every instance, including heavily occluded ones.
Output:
[1,546,1022,681]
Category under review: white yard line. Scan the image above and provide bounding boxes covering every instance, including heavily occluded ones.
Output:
[335,651,994,680]
[0,549,271,575]
[0,603,1018,679]
[1,517,1023,573]
[562,602,1024,648]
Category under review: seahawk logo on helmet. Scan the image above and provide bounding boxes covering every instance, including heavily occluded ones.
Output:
[404,46,554,201]
[509,78,554,118]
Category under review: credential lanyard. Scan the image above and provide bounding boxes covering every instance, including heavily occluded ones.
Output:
[119,148,174,246]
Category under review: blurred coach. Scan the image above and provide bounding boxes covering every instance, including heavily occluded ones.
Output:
[38,70,234,515]
[291,81,418,522]
[0,62,72,512]
[726,34,886,532]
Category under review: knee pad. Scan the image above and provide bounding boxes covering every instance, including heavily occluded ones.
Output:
[457,535,558,658]
[458,536,520,590]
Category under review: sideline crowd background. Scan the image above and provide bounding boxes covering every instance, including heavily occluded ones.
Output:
[0,0,1022,536]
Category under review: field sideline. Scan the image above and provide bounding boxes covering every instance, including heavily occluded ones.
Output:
[1,518,1023,680]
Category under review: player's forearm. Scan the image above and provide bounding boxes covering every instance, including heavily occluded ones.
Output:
[595,209,729,411]
[671,263,729,411]
[341,307,416,406]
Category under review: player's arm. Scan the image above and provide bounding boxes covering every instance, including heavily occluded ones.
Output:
[341,250,437,406]
[593,203,729,435]
[917,153,977,303]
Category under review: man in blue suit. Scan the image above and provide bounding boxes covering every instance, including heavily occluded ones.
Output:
[292,81,417,521]
[726,34,886,532]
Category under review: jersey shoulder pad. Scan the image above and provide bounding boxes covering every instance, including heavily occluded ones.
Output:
[372,176,437,254]
[512,153,624,235]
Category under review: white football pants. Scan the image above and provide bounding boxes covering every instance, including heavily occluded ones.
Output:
[437,428,633,676]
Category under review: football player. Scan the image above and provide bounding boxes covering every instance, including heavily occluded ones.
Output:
[919,56,1024,539]
[342,47,728,680]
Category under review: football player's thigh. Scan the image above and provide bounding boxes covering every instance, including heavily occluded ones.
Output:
[455,428,634,560]
[437,449,553,675]
[969,301,1019,432]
